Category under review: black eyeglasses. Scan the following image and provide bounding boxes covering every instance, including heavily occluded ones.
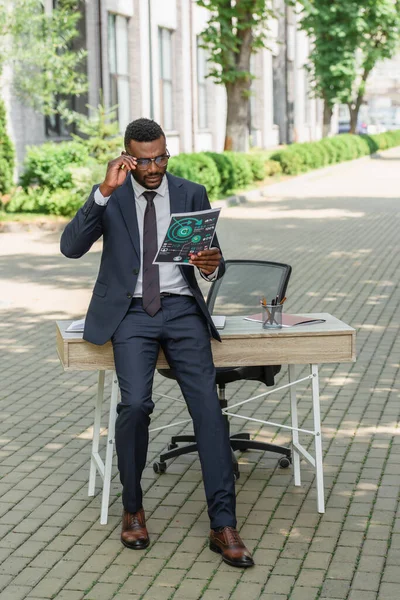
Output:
[134,151,171,171]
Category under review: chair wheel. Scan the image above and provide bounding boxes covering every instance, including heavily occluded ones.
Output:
[168,443,178,451]
[279,456,291,469]
[153,462,167,474]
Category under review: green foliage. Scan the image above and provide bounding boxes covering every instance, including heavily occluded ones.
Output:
[204,152,236,193]
[16,130,400,218]
[0,98,15,194]
[20,142,89,190]
[223,152,253,189]
[241,153,266,180]
[271,130,400,174]
[371,129,400,150]
[297,0,400,127]
[196,0,274,86]
[168,152,221,200]
[0,0,87,116]
[60,100,123,162]
[5,187,83,216]
[196,1,275,151]
[264,159,282,176]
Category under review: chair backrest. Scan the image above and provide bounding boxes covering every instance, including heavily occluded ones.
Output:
[206,260,292,316]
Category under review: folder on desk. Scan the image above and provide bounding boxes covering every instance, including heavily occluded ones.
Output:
[244,313,326,327]
[211,315,226,330]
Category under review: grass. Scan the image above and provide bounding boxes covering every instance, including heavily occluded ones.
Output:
[0,211,68,222]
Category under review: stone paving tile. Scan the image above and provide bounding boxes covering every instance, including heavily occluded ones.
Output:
[1,149,400,599]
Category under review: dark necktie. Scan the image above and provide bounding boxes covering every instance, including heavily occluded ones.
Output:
[142,191,161,316]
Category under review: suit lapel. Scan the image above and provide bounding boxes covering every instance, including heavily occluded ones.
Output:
[115,174,140,260]
[167,172,187,214]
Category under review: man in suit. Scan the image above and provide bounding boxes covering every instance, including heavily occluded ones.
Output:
[61,118,254,568]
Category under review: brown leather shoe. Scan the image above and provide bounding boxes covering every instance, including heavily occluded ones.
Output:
[209,526,255,568]
[121,508,150,550]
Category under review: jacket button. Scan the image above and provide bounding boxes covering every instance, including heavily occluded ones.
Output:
[126,293,132,299]
[133,268,139,275]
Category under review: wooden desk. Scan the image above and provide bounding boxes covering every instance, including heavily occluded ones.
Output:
[57,314,355,524]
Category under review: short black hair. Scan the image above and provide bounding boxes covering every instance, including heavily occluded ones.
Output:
[124,118,165,147]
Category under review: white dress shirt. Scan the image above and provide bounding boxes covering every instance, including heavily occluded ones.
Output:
[94,175,218,296]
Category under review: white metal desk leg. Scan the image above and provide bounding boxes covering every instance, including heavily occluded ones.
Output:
[311,364,325,513]
[89,370,105,497]
[100,371,119,525]
[289,365,301,486]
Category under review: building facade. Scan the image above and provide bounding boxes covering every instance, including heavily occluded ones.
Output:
[3,0,323,167]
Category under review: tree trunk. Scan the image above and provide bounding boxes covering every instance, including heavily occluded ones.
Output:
[322,100,333,138]
[349,105,358,135]
[224,81,250,151]
[223,13,253,152]
[348,68,371,134]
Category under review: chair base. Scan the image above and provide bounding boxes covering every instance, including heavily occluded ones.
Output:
[152,432,292,479]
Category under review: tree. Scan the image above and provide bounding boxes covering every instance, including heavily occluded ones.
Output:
[0,0,87,118]
[297,0,400,136]
[197,0,275,151]
[59,98,123,162]
[0,97,15,194]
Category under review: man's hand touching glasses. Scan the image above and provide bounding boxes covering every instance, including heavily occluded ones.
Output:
[99,152,138,197]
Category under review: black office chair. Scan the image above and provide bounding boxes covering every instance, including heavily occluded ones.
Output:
[154,260,292,480]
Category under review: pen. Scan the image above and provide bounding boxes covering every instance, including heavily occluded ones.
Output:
[260,297,271,320]
[270,295,279,324]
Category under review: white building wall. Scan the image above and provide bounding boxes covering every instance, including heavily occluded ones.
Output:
[5,0,325,171]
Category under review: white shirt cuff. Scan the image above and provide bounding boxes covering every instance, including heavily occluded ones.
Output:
[94,187,110,206]
[199,266,219,281]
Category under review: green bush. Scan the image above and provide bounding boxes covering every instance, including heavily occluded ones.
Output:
[241,153,266,180]
[223,152,253,189]
[0,98,15,194]
[360,135,379,154]
[264,159,282,176]
[204,152,236,194]
[5,186,83,216]
[20,141,89,191]
[270,148,303,175]
[271,130,400,175]
[168,152,221,200]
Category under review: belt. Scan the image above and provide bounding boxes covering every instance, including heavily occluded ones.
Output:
[160,292,182,297]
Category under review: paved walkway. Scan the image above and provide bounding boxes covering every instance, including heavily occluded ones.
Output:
[0,148,399,600]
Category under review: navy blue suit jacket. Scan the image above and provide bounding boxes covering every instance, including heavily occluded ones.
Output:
[60,172,225,346]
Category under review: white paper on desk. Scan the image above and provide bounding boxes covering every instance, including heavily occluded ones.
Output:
[66,318,85,333]
[211,315,226,330]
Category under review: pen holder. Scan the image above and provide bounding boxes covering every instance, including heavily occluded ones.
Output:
[262,303,283,329]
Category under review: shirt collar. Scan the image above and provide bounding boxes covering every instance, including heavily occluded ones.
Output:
[131,173,167,199]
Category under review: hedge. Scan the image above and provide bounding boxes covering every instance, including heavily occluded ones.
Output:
[270,130,400,175]
[20,141,89,190]
[4,128,400,217]
[0,98,15,195]
[168,152,221,200]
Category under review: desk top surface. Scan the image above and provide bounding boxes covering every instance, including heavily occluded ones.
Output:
[57,313,355,342]
[56,314,356,369]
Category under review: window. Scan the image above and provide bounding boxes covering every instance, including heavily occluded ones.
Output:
[45,105,72,138]
[197,38,208,129]
[159,28,173,131]
[108,14,130,132]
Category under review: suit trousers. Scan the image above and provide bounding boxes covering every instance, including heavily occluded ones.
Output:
[112,295,237,530]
